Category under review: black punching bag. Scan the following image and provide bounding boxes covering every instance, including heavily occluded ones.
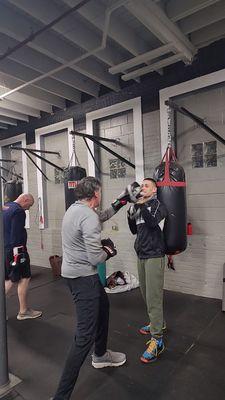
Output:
[64,166,86,210]
[4,179,23,203]
[154,146,187,255]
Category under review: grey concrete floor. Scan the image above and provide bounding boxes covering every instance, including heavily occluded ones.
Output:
[3,266,225,400]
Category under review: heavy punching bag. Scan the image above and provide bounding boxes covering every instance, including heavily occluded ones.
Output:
[4,179,23,203]
[154,146,187,255]
[64,166,86,210]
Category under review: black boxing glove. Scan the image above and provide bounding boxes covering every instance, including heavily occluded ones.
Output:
[101,238,117,260]
[111,182,141,212]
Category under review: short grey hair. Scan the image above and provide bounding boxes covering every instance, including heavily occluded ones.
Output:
[75,177,101,200]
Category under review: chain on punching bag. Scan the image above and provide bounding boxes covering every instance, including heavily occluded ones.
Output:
[154,146,187,255]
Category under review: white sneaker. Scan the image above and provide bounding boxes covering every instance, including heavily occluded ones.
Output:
[92,350,126,369]
[17,309,42,320]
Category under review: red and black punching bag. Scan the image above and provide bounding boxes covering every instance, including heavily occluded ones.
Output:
[154,146,187,255]
[64,166,86,210]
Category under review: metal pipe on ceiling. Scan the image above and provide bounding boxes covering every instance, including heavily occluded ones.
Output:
[109,43,174,75]
[0,0,91,62]
[122,53,183,81]
[126,0,196,63]
[0,0,127,101]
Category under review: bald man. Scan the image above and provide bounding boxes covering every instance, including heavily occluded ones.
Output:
[3,193,42,320]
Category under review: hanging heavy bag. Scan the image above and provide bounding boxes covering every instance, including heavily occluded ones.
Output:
[4,179,23,202]
[154,146,187,255]
[64,166,87,210]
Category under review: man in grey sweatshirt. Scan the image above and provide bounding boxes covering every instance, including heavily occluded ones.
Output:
[52,177,131,400]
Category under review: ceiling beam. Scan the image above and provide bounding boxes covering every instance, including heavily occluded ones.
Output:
[0,72,65,109]
[191,18,225,48]
[1,1,119,91]
[166,0,220,22]
[179,1,225,35]
[126,0,196,63]
[63,0,151,56]
[0,32,99,98]
[0,108,29,122]
[109,44,174,75]
[5,92,52,113]
[0,123,8,129]
[8,0,127,67]
[122,53,183,81]
[0,116,17,126]
[0,59,81,103]
[0,99,40,118]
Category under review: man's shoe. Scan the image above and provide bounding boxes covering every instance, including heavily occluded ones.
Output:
[140,337,165,363]
[139,323,167,335]
[17,309,42,320]
[92,350,126,369]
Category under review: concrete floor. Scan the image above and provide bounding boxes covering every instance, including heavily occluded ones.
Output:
[3,266,225,400]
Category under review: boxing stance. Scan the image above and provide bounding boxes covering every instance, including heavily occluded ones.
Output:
[128,178,167,363]
[52,177,140,400]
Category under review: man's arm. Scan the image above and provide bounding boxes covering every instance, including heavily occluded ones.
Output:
[95,206,116,223]
[96,182,141,223]
[127,205,138,235]
[139,200,167,229]
[10,209,26,248]
[81,212,116,266]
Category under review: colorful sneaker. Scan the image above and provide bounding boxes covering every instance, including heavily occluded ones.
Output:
[92,350,126,369]
[17,309,42,320]
[139,323,167,335]
[140,337,165,363]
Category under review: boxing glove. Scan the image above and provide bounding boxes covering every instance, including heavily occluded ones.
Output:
[101,238,117,260]
[127,204,141,220]
[111,182,141,212]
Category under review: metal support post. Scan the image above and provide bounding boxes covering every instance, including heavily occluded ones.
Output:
[0,182,21,397]
[0,179,9,388]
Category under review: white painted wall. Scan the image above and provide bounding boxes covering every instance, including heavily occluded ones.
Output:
[164,85,225,299]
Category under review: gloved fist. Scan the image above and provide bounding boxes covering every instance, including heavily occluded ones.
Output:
[127,204,141,220]
[101,238,117,260]
[111,182,141,212]
[10,247,27,269]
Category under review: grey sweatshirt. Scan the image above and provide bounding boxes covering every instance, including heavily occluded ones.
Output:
[61,201,115,279]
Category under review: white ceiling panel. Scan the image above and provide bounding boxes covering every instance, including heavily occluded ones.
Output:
[0,0,224,132]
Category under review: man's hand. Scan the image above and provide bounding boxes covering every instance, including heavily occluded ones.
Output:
[101,238,117,260]
[127,204,141,220]
[111,182,141,212]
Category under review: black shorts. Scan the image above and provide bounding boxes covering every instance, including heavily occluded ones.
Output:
[5,250,31,283]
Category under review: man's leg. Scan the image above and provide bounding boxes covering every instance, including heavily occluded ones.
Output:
[137,258,151,334]
[94,279,109,356]
[137,259,146,303]
[92,277,126,369]
[145,257,165,337]
[17,277,30,314]
[139,258,165,363]
[53,276,101,400]
[5,280,14,295]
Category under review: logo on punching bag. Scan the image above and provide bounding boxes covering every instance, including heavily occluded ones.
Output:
[67,181,78,189]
